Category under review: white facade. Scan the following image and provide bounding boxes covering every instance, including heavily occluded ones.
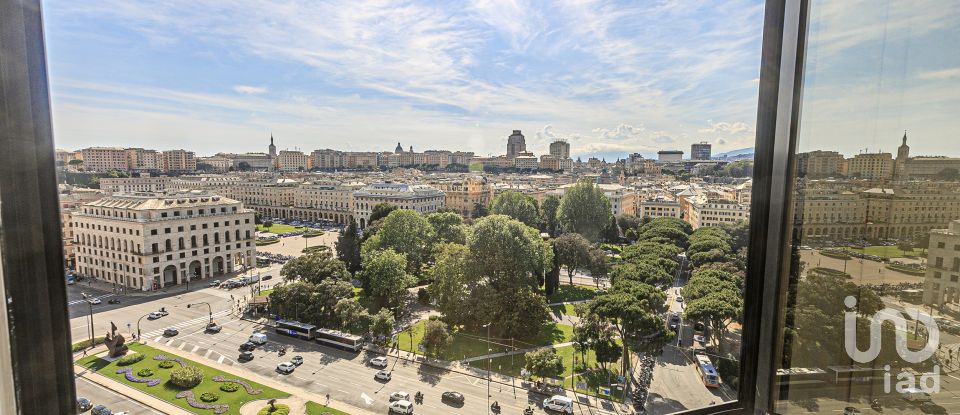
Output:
[924,220,960,306]
[100,176,170,193]
[640,196,682,219]
[353,183,445,228]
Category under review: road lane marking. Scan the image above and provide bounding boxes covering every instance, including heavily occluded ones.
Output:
[191,345,199,353]
[165,339,174,346]
[217,356,225,364]
[178,342,187,350]
[204,349,213,359]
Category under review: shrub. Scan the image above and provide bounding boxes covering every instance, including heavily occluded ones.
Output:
[417,287,430,305]
[116,353,145,366]
[219,382,240,392]
[158,360,175,369]
[199,392,220,402]
[169,365,204,388]
[258,404,291,415]
[136,368,154,377]
[71,336,106,352]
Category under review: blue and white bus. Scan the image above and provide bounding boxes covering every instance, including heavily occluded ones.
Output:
[275,319,317,341]
[315,328,363,352]
[694,351,721,388]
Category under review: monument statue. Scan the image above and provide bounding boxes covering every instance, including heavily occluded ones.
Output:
[104,321,128,357]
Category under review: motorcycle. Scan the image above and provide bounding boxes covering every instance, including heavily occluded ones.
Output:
[871,399,882,412]
[524,406,534,415]
[491,401,500,413]
[278,348,286,357]
[415,392,423,404]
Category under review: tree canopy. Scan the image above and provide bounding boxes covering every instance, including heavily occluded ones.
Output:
[427,211,468,244]
[363,209,436,274]
[557,180,613,242]
[490,191,540,228]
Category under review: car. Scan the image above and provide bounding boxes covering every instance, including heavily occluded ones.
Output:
[290,355,304,366]
[77,397,93,412]
[205,323,222,333]
[276,362,296,374]
[369,356,388,368]
[919,402,947,414]
[67,279,76,285]
[91,404,112,415]
[390,392,410,402]
[388,400,414,414]
[163,328,179,337]
[843,407,862,415]
[238,351,254,362]
[375,370,392,381]
[676,295,683,302]
[668,315,681,330]
[87,297,102,305]
[594,289,607,295]
[107,298,120,304]
[441,391,465,405]
[543,395,574,414]
[239,341,257,351]
[147,311,162,319]
[262,275,273,281]
[209,279,221,287]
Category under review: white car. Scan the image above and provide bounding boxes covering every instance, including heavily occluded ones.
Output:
[276,362,296,374]
[375,370,392,381]
[389,400,414,414]
[676,295,684,302]
[87,297,101,305]
[389,391,410,402]
[369,356,388,368]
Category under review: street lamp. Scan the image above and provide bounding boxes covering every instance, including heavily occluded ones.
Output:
[187,302,213,325]
[136,312,152,343]
[80,293,95,350]
[483,322,491,415]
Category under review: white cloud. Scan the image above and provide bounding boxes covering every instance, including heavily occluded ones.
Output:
[233,85,267,94]
[698,120,753,134]
[592,123,647,141]
[917,67,960,81]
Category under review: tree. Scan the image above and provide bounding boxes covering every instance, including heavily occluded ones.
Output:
[472,202,489,218]
[361,249,415,309]
[263,220,274,229]
[254,212,263,225]
[545,242,561,295]
[897,241,915,256]
[524,348,564,380]
[687,238,732,257]
[428,243,474,326]
[541,195,561,236]
[689,248,729,267]
[490,191,540,228]
[267,279,353,328]
[593,330,621,371]
[721,221,750,252]
[369,203,398,223]
[335,220,362,272]
[557,180,613,242]
[587,248,610,286]
[602,215,620,242]
[591,280,671,376]
[936,167,960,181]
[421,319,453,356]
[237,161,251,171]
[553,233,592,285]
[363,209,436,274]
[279,250,351,284]
[617,215,642,235]
[427,211,468,244]
[334,298,367,332]
[609,261,673,289]
[684,291,741,351]
[369,308,396,345]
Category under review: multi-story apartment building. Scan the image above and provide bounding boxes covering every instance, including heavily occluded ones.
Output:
[658,150,684,162]
[691,142,712,160]
[686,198,750,229]
[639,196,682,219]
[126,148,161,172]
[55,149,82,168]
[923,219,960,306]
[198,155,234,173]
[549,139,570,159]
[99,176,170,193]
[538,155,573,171]
[72,190,256,291]
[506,130,526,158]
[797,150,845,178]
[171,175,242,190]
[80,147,129,172]
[847,152,893,180]
[59,186,106,269]
[230,153,274,171]
[431,176,493,218]
[514,152,539,170]
[353,183,445,228]
[276,150,308,172]
[310,149,346,170]
[161,149,197,173]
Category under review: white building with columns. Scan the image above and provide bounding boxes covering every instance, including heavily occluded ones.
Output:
[72,190,256,291]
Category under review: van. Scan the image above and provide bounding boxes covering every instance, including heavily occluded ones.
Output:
[901,388,932,402]
[388,400,413,414]
[249,333,268,345]
[542,395,573,414]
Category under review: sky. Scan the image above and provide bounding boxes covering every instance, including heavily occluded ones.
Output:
[43,1,959,160]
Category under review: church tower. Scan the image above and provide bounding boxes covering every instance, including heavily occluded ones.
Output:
[895,130,910,179]
[268,134,277,172]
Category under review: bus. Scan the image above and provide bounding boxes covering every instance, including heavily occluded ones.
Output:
[275,319,317,341]
[694,351,721,388]
[316,328,363,352]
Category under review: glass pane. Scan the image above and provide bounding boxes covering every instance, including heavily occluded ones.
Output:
[776,1,960,414]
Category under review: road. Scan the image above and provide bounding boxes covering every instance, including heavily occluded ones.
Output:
[75,375,165,415]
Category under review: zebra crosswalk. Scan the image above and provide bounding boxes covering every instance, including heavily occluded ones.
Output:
[143,309,231,339]
[68,293,113,306]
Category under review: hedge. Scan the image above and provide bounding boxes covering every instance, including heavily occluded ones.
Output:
[72,336,106,352]
[258,404,291,415]
[200,392,220,402]
[116,353,145,366]
[158,360,176,369]
[820,249,852,260]
[137,368,154,377]
[169,365,204,388]
[303,231,324,237]
[219,382,240,392]
[886,264,926,276]
[809,267,851,279]
[256,239,280,246]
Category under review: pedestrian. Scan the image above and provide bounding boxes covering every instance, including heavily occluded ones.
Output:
[82,348,87,356]
[326,394,330,406]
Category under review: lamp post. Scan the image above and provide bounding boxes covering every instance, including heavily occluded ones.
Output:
[187,302,213,325]
[81,293,95,350]
[136,312,151,343]
[483,322,491,415]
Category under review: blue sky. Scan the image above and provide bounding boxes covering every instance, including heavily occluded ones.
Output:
[43,1,959,160]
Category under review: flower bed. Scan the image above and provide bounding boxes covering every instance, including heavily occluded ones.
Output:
[117,353,145,366]
[258,404,290,415]
[303,231,324,238]
[170,365,204,388]
[220,382,240,393]
[154,354,186,368]
[137,368,154,377]
[176,390,229,414]
[809,267,851,279]
[256,239,280,246]
[820,249,852,260]
[886,263,926,276]
[200,392,221,402]
[116,367,160,387]
[212,375,263,395]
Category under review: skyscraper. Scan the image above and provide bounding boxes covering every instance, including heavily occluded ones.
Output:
[506,130,526,157]
[691,141,712,160]
[549,139,570,159]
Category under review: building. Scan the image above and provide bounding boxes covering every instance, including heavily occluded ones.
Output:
[639,196,682,219]
[903,157,960,178]
[276,150,308,172]
[126,148,161,172]
[538,155,573,171]
[923,220,960,306]
[72,190,256,291]
[895,131,910,179]
[229,153,273,171]
[657,150,684,162]
[55,149,82,168]
[548,183,637,217]
[99,176,170,193]
[686,198,750,229]
[161,149,197,173]
[268,134,277,160]
[691,142,712,160]
[797,150,845,178]
[431,176,493,218]
[197,155,234,173]
[353,183,445,228]
[847,152,893,180]
[80,147,129,172]
[549,139,571,159]
[310,149,346,170]
[514,152,539,170]
[506,130,526,158]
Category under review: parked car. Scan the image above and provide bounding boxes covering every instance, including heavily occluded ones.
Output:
[291,355,303,366]
[668,314,681,331]
[209,279,221,287]
[238,351,254,362]
[91,404,112,415]
[163,328,179,337]
[375,370,392,381]
[87,298,102,305]
[388,400,414,414]
[77,397,93,412]
[276,362,296,374]
[262,275,273,281]
[239,341,257,351]
[205,323,222,333]
[390,391,411,402]
[843,407,862,415]
[675,295,684,302]
[441,391,465,405]
[107,298,121,304]
[369,356,388,368]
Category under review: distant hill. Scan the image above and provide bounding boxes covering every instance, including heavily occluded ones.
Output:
[714,147,754,159]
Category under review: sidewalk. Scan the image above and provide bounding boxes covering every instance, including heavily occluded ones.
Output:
[461,341,575,363]
[75,269,251,298]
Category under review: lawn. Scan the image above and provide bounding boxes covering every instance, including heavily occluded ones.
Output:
[76,343,288,415]
[397,320,573,361]
[843,245,925,258]
[546,284,597,304]
[257,224,305,234]
[305,401,351,415]
[549,303,577,320]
